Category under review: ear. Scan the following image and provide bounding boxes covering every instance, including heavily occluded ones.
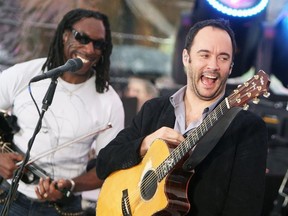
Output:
[63,30,69,43]
[182,49,190,65]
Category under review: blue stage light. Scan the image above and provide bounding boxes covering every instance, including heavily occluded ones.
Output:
[206,0,269,17]
[271,5,288,87]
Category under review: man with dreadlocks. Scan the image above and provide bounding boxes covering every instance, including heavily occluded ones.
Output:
[0,8,124,215]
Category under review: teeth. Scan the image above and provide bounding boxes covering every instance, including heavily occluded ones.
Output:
[76,56,89,63]
[204,75,217,79]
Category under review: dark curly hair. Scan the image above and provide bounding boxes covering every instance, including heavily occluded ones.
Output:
[184,18,237,61]
[41,8,112,93]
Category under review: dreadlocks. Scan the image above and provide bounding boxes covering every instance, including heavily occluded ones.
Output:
[42,8,112,93]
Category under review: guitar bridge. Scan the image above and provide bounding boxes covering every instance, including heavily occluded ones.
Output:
[121,189,132,216]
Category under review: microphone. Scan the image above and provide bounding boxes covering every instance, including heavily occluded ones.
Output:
[30,58,83,83]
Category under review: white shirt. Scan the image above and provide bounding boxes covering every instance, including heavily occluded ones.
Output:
[0,58,124,199]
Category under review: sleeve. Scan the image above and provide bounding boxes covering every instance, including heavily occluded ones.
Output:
[0,66,18,109]
[222,111,268,216]
[96,112,145,180]
[94,91,125,156]
[96,97,165,180]
[0,59,43,110]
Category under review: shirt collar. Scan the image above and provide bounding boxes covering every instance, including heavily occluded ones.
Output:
[170,85,225,134]
[170,86,186,108]
[170,85,225,115]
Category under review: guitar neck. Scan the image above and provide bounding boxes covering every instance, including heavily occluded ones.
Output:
[156,99,230,181]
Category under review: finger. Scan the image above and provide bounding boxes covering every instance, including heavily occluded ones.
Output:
[54,179,64,190]
[42,177,51,192]
[35,186,47,201]
[50,180,60,192]
[38,178,46,194]
[35,186,41,198]
[8,152,23,161]
[166,139,181,147]
[48,181,64,201]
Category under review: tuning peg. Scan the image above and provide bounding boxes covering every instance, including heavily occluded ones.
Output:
[252,97,260,104]
[253,74,259,79]
[234,89,239,94]
[243,104,249,110]
[263,91,270,98]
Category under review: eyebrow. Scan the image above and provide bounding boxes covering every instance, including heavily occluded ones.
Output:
[197,49,209,54]
[197,49,231,58]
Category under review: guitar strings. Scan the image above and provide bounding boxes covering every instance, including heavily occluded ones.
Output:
[0,143,14,154]
[0,143,49,179]
[121,85,256,213]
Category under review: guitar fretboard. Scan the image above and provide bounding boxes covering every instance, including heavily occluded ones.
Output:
[156,99,230,181]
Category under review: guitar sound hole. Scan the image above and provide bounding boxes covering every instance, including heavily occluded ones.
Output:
[140,170,157,200]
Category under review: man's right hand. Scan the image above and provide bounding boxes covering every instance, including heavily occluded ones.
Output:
[140,127,185,157]
[0,153,23,179]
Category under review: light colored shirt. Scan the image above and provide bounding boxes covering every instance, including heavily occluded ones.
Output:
[170,86,223,135]
[0,58,124,199]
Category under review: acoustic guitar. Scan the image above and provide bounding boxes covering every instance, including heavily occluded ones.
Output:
[96,70,270,216]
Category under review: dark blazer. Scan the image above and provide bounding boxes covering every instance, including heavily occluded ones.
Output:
[96,94,268,216]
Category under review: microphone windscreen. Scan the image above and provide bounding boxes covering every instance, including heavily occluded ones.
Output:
[67,58,83,72]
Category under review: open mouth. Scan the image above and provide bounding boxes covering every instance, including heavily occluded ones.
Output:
[201,73,218,86]
[75,55,89,64]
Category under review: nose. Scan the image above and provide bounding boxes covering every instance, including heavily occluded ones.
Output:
[84,41,96,54]
[207,57,220,71]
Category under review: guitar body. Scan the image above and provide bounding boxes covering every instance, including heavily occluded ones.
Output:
[96,139,193,216]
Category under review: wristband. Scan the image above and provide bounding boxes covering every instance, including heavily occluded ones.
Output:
[69,179,76,192]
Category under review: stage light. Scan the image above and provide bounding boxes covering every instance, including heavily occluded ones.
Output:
[207,0,269,17]
[270,5,288,87]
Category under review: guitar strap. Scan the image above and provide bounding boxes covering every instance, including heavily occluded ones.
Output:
[182,107,242,171]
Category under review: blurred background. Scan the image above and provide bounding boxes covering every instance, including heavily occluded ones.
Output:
[1,0,288,215]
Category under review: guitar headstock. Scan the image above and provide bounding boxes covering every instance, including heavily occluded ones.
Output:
[228,70,270,110]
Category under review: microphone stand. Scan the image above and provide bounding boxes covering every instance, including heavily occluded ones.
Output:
[0,77,58,216]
